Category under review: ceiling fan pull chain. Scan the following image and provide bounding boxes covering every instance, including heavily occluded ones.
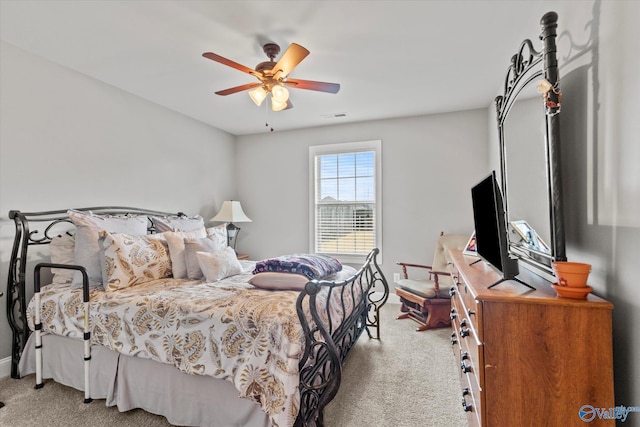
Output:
[264,99,274,132]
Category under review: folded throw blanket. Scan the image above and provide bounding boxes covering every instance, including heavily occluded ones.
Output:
[252,254,342,280]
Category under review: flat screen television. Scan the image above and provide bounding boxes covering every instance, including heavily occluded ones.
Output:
[470,171,533,289]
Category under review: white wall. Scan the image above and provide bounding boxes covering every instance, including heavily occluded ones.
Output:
[235,110,489,282]
[0,42,236,367]
[558,1,640,408]
[493,1,640,410]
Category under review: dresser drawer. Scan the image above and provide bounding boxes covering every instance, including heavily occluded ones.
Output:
[450,296,463,366]
[462,369,482,427]
[451,292,482,385]
[460,284,479,328]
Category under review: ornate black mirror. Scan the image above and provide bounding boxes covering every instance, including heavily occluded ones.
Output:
[495,11,566,275]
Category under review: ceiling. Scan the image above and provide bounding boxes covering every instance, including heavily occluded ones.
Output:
[0,1,560,136]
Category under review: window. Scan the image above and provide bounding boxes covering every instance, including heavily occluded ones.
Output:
[309,140,382,263]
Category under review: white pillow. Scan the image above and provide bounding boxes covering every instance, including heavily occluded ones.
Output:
[50,234,75,284]
[164,228,207,279]
[184,239,223,280]
[205,223,228,248]
[249,272,310,291]
[100,231,172,291]
[181,224,228,279]
[68,210,148,288]
[196,247,243,282]
[250,266,358,291]
[151,215,204,232]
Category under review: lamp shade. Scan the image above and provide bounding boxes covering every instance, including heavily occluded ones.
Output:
[248,87,268,106]
[210,201,252,223]
[271,84,289,103]
[271,98,288,111]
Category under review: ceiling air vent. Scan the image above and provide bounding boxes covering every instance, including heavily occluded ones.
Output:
[321,113,347,119]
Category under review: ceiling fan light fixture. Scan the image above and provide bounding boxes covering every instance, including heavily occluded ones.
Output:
[204,42,339,114]
[271,84,289,103]
[248,86,267,106]
[271,97,288,112]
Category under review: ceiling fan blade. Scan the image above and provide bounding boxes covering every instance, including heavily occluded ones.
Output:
[215,82,262,96]
[285,78,340,94]
[271,43,310,80]
[203,52,260,78]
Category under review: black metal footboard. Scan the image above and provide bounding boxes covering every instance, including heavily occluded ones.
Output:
[295,248,388,427]
[5,207,180,379]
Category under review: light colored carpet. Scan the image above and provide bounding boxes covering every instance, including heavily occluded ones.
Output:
[0,303,467,427]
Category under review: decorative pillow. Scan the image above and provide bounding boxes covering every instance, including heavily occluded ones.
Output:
[205,223,228,248]
[252,254,342,280]
[151,215,204,232]
[249,272,310,291]
[249,265,357,291]
[50,234,75,284]
[184,235,226,280]
[68,210,148,288]
[100,231,172,291]
[196,247,243,282]
[164,228,207,279]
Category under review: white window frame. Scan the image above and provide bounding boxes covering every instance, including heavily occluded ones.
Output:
[309,140,382,264]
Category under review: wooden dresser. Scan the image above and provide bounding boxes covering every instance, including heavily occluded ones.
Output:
[449,250,614,426]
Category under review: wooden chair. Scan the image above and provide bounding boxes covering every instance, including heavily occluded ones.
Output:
[395,232,469,331]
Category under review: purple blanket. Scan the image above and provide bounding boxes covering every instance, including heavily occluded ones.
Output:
[252,254,342,280]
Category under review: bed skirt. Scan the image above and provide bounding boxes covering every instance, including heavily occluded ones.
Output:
[19,333,271,427]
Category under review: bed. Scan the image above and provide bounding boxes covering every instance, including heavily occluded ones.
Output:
[5,207,389,427]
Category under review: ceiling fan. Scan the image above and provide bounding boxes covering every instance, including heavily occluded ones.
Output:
[202,42,340,111]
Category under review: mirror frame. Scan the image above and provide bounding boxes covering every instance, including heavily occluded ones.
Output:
[495,11,567,275]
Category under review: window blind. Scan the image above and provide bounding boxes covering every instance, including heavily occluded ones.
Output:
[314,150,376,256]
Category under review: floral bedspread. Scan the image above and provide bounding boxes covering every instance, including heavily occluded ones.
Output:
[26,261,358,427]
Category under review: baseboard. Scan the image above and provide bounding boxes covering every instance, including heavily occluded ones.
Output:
[0,356,11,379]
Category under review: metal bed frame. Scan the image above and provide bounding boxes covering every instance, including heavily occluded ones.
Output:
[5,207,388,427]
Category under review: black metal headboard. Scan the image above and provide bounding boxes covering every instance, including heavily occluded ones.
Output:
[5,207,182,378]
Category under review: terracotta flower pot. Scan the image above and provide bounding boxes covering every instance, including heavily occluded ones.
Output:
[552,261,591,288]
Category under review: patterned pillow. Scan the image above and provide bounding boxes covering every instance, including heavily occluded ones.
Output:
[68,210,148,288]
[252,254,342,280]
[205,223,228,248]
[196,247,243,282]
[100,232,172,291]
[151,215,204,232]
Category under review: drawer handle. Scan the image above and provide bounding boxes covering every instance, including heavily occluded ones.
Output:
[461,351,469,361]
[460,319,468,328]
[462,388,473,412]
[449,286,456,297]
[467,308,476,317]
[450,331,458,346]
[461,360,472,373]
[459,327,470,338]
[450,308,457,320]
